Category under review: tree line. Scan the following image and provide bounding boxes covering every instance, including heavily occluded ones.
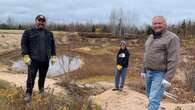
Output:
[0,9,195,38]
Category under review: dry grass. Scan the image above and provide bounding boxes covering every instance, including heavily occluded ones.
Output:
[0,77,101,110]
[0,87,67,110]
[0,84,101,110]
[0,79,12,109]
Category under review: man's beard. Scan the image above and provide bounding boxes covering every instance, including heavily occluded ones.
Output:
[37,24,45,29]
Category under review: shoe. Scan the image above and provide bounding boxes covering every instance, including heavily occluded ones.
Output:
[24,93,32,103]
[40,91,45,97]
[112,88,119,91]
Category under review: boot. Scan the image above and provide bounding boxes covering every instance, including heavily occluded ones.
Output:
[39,88,45,97]
[24,93,32,103]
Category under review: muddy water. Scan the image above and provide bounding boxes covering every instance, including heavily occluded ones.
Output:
[11,55,82,77]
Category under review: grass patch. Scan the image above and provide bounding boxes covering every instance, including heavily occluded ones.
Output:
[75,43,119,56]
[0,79,11,90]
[76,46,111,55]
[77,75,114,84]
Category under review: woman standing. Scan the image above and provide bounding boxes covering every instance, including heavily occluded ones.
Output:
[113,40,130,91]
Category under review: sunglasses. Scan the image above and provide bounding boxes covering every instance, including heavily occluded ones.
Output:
[37,19,46,22]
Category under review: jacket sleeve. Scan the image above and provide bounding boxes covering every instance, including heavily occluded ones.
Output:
[122,50,129,66]
[165,36,180,81]
[141,64,146,73]
[50,32,56,56]
[21,30,30,56]
[116,51,120,65]
[141,41,146,73]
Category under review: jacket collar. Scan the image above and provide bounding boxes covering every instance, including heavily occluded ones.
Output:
[152,29,167,39]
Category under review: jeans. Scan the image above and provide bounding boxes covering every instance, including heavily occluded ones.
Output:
[114,67,127,89]
[145,70,165,110]
[26,59,49,95]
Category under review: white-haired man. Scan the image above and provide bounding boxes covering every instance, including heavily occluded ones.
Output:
[142,16,180,110]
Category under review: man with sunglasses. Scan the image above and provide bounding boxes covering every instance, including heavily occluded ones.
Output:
[21,15,57,102]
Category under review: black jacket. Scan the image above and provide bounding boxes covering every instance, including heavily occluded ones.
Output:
[116,48,130,68]
[21,27,56,61]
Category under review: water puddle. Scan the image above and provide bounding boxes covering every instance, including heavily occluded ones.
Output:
[11,55,82,77]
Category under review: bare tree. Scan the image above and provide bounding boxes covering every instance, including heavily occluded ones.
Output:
[6,16,15,26]
[57,55,74,84]
[109,8,139,37]
[109,8,117,35]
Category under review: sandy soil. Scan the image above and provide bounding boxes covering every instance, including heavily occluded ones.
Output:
[93,87,195,110]
[0,66,64,94]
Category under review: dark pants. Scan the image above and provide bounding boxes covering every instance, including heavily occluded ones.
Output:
[26,59,49,95]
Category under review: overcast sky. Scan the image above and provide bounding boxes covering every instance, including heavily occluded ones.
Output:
[0,0,195,26]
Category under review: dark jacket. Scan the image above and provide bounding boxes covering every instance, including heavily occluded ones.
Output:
[116,48,130,68]
[21,27,56,61]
